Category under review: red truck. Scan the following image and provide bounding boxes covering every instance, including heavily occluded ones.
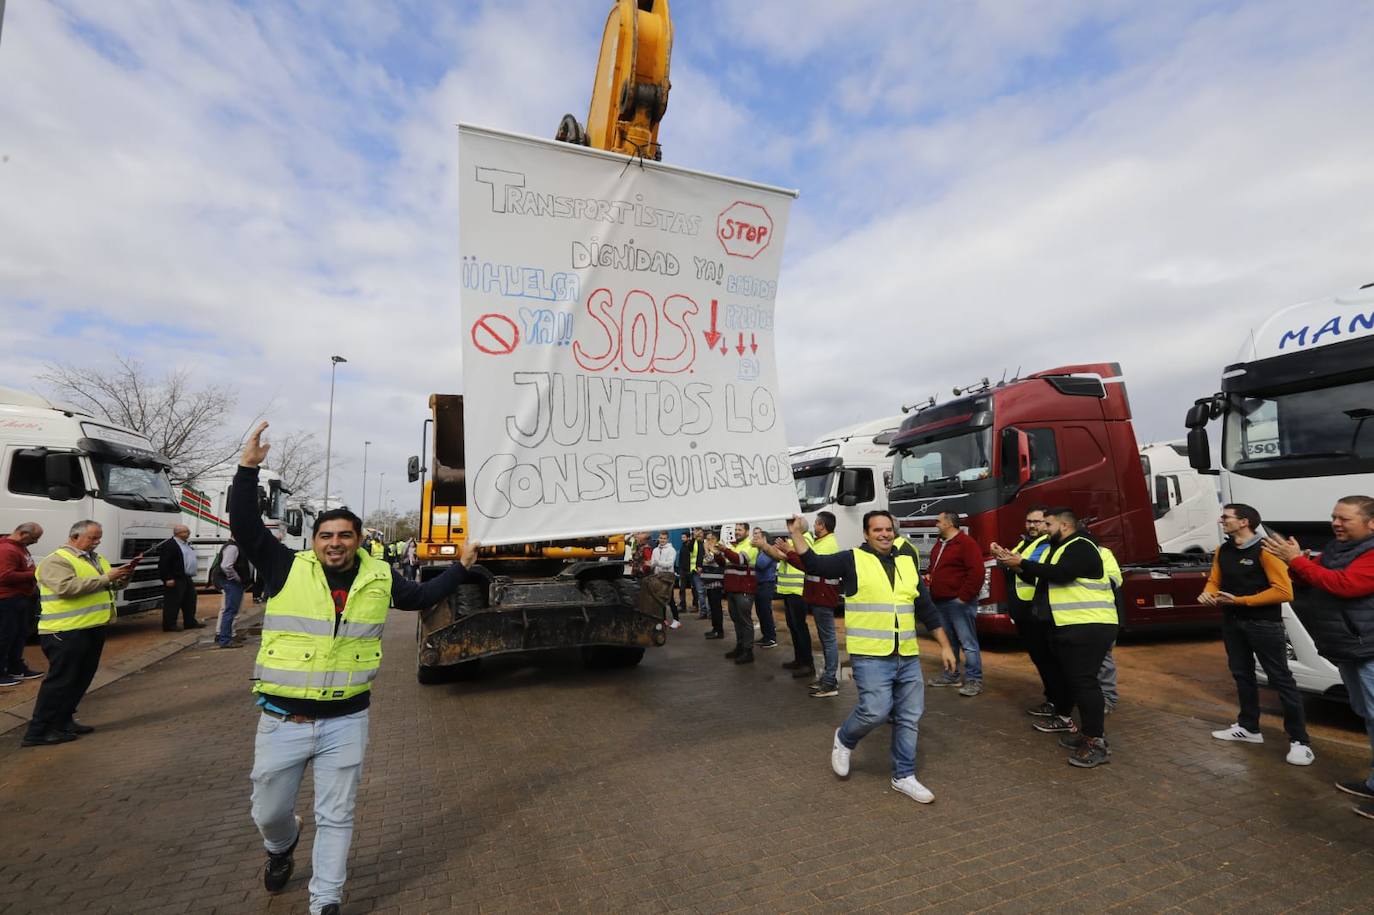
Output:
[885,363,1215,636]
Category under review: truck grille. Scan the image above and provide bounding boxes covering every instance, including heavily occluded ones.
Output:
[122,538,164,560]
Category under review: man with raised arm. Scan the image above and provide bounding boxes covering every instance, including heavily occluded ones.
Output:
[773,512,956,804]
[232,422,480,915]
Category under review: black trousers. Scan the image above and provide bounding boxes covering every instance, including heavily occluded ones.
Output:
[1049,622,1118,739]
[0,595,33,675]
[27,626,106,736]
[674,573,693,612]
[727,592,754,653]
[782,593,812,666]
[1222,613,1311,743]
[162,577,198,629]
[706,587,724,634]
[1012,611,1058,704]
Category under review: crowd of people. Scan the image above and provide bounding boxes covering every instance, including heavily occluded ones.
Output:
[3,416,1373,912]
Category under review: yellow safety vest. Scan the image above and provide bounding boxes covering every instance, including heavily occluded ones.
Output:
[1099,545,1123,587]
[776,532,812,596]
[1047,536,1118,627]
[1013,534,1049,601]
[804,532,842,588]
[368,541,384,559]
[723,541,756,586]
[845,548,922,657]
[253,549,392,701]
[37,547,116,633]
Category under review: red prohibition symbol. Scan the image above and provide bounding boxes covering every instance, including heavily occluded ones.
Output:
[471,313,520,355]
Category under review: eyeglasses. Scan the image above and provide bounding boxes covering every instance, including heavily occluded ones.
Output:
[1219,515,1237,522]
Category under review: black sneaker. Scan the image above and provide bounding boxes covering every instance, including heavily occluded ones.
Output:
[1026,701,1056,717]
[1033,715,1077,734]
[263,816,302,893]
[734,652,755,665]
[1068,737,1111,768]
[810,683,839,698]
[757,639,778,649]
[724,648,741,659]
[782,660,804,670]
[703,630,724,640]
[1336,780,1374,800]
[62,720,95,735]
[791,666,816,680]
[320,905,340,915]
[20,730,76,747]
[13,667,45,680]
[1354,800,1374,821]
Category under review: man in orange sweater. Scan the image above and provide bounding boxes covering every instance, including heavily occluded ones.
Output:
[1200,503,1312,765]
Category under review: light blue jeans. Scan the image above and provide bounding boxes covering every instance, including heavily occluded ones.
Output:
[838,654,926,779]
[250,709,370,914]
[934,598,982,682]
[1338,659,1374,791]
[810,603,840,687]
[217,580,244,646]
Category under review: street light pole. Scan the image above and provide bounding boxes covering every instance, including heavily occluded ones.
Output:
[360,440,371,523]
[322,355,347,511]
[376,472,385,531]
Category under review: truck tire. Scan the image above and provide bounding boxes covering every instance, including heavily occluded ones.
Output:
[581,645,646,669]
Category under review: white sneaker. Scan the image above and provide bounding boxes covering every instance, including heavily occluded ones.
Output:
[1211,724,1264,743]
[1286,741,1315,766]
[668,619,681,629]
[831,728,851,778]
[891,775,935,804]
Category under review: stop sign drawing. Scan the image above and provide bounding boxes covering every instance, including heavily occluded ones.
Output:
[717,201,774,260]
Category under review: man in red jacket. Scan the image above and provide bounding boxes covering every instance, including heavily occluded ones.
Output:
[0,522,46,686]
[925,512,986,697]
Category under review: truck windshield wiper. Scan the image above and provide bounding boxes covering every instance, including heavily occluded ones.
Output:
[105,491,152,507]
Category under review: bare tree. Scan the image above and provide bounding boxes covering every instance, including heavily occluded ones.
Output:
[40,353,266,482]
[267,429,326,499]
[364,508,420,541]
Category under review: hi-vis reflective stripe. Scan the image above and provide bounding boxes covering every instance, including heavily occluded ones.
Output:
[777,571,804,584]
[1059,580,1114,591]
[724,569,751,576]
[847,627,918,640]
[1049,599,1117,611]
[337,622,386,639]
[252,666,381,686]
[804,574,842,585]
[40,602,114,620]
[845,602,915,614]
[262,615,335,636]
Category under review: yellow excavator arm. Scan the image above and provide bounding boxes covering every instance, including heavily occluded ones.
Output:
[557,0,672,160]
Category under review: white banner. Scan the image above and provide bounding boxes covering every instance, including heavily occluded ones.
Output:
[458,125,799,545]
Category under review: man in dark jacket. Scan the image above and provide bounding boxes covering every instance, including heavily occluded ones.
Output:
[1265,495,1374,819]
[1004,506,1056,716]
[925,512,986,697]
[159,525,204,631]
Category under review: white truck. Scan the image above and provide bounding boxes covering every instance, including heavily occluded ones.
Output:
[0,386,179,615]
[1140,440,1221,554]
[281,498,319,552]
[789,414,905,549]
[175,467,290,587]
[1186,282,1374,700]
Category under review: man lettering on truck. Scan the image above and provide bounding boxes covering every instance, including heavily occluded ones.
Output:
[781,511,956,803]
[925,511,986,698]
[993,507,1117,769]
[1264,495,1374,820]
[1201,503,1313,766]
[231,422,480,915]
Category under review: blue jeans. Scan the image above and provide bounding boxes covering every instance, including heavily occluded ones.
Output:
[934,598,982,682]
[838,654,927,779]
[810,603,840,687]
[217,580,244,646]
[1338,659,1374,791]
[754,582,777,641]
[691,573,709,615]
[251,709,370,914]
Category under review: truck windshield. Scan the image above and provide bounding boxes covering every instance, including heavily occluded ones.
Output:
[794,469,834,512]
[1223,379,1374,470]
[891,430,993,492]
[91,459,180,512]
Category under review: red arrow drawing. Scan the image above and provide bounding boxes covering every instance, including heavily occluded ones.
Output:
[735,332,746,355]
[749,333,758,354]
[702,298,722,350]
[719,343,727,355]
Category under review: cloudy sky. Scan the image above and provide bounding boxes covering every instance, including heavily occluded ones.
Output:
[3,0,1372,514]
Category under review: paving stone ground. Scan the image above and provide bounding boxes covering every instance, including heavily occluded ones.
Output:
[0,607,1371,915]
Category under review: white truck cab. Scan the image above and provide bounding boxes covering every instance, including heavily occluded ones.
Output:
[1186,283,1374,700]
[1140,441,1220,554]
[0,387,181,615]
[790,415,904,550]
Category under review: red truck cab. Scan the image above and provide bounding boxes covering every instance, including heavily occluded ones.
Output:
[886,363,1214,636]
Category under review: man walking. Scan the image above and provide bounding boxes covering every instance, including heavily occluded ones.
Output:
[717,523,759,664]
[1264,495,1374,818]
[0,522,46,685]
[22,521,133,746]
[159,524,203,631]
[213,535,250,649]
[232,422,481,914]
[781,512,956,803]
[993,507,1117,768]
[925,512,986,697]
[1200,504,1312,763]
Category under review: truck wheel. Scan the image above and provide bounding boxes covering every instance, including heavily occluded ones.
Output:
[582,646,646,669]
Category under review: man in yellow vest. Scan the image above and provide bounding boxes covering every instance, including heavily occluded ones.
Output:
[993,506,1118,768]
[23,520,134,746]
[233,422,479,915]
[779,511,956,803]
[1002,505,1056,717]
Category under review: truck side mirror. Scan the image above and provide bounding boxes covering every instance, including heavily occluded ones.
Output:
[836,468,860,506]
[1184,400,1211,429]
[1187,427,1212,472]
[407,455,421,484]
[44,453,77,501]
